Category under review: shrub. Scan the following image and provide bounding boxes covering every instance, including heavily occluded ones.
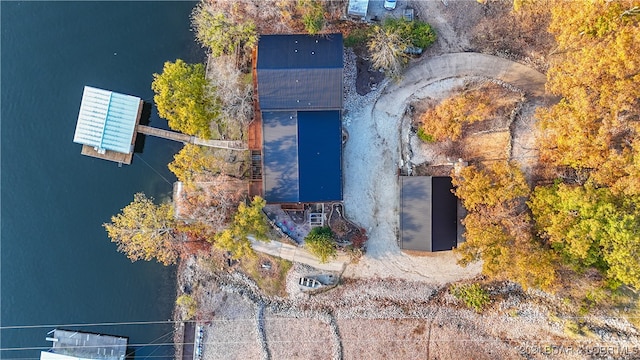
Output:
[417,127,435,143]
[450,283,490,312]
[419,90,492,142]
[368,25,410,78]
[383,18,436,49]
[304,226,337,263]
[345,27,371,47]
[298,0,324,34]
[176,294,198,320]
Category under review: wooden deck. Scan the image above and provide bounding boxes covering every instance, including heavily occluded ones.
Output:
[249,46,262,151]
[248,46,264,198]
[137,125,247,149]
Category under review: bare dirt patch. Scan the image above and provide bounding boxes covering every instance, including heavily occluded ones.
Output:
[462,131,511,162]
[410,0,553,71]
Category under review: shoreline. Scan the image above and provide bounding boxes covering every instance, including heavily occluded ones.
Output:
[172,258,188,360]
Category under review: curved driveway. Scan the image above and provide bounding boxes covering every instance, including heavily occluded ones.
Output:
[343,53,546,282]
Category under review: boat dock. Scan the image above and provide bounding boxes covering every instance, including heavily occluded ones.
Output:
[41,329,128,360]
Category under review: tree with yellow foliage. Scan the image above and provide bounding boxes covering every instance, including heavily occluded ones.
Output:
[151,60,218,139]
[452,162,557,290]
[537,0,640,193]
[213,196,268,259]
[419,89,493,142]
[530,182,640,289]
[104,193,179,266]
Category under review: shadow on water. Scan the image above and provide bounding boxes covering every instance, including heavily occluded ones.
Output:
[133,102,153,154]
[125,347,136,360]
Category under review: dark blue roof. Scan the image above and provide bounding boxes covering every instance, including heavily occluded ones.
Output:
[297,111,342,202]
[431,177,458,251]
[263,111,342,203]
[257,34,343,110]
[258,34,344,204]
[257,34,343,69]
[257,68,342,110]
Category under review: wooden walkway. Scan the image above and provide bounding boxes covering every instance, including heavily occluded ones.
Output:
[136,125,247,150]
[248,47,263,198]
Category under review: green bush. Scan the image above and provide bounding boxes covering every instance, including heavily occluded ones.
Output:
[299,0,324,34]
[304,226,337,263]
[345,27,371,47]
[450,283,490,312]
[383,18,436,49]
[417,127,435,143]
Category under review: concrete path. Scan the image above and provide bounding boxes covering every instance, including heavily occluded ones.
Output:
[249,237,349,272]
[394,52,547,100]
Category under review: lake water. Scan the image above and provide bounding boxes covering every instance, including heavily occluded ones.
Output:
[1,2,203,359]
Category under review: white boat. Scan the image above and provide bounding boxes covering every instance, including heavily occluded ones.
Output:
[298,277,322,290]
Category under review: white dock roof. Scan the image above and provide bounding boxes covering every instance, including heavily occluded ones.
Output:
[73,86,140,154]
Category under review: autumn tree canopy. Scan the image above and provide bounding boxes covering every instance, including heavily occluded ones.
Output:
[420,90,493,142]
[151,60,217,139]
[530,183,640,289]
[192,4,258,63]
[452,162,557,290]
[537,0,640,193]
[104,193,178,266]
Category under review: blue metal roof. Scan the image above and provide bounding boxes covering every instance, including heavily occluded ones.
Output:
[297,111,342,202]
[73,86,140,154]
[263,111,342,203]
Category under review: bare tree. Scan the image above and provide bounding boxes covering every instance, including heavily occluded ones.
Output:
[207,57,254,127]
[367,25,410,79]
[176,174,247,234]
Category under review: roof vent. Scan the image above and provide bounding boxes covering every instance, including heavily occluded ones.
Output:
[295,49,298,53]
[311,51,315,55]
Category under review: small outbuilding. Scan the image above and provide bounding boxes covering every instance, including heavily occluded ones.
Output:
[399,176,461,252]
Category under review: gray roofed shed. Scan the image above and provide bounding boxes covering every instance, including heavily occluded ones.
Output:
[400,176,459,252]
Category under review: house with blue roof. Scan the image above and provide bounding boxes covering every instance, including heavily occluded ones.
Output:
[256,34,344,204]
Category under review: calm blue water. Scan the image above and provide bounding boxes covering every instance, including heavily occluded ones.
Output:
[1,2,203,359]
